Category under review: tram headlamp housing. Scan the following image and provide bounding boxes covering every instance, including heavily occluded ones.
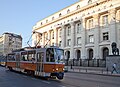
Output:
[56,68,58,71]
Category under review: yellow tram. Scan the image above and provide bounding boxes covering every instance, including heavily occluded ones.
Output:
[6,46,65,79]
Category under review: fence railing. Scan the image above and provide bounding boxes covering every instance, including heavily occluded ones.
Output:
[64,59,106,67]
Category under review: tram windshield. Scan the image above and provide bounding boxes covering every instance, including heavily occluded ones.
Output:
[55,48,64,63]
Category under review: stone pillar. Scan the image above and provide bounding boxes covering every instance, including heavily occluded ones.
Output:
[93,14,100,59]
[61,25,65,49]
[81,18,86,59]
[54,28,57,46]
[109,9,117,55]
[47,30,51,46]
[70,22,75,59]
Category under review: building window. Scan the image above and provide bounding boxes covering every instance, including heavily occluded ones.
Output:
[52,31,54,39]
[67,26,71,36]
[59,29,62,37]
[77,5,80,10]
[59,41,62,47]
[59,13,62,17]
[67,9,70,14]
[46,20,48,23]
[89,35,94,43]
[67,39,71,46]
[77,37,81,45]
[88,19,94,29]
[45,33,48,40]
[77,23,81,33]
[102,15,108,26]
[89,49,93,60]
[103,32,109,41]
[52,17,54,20]
[41,22,42,25]
[88,0,92,5]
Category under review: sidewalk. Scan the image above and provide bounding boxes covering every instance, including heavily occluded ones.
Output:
[65,66,120,77]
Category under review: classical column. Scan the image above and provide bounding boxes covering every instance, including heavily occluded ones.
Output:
[81,18,86,59]
[54,28,57,46]
[93,14,100,59]
[109,9,117,55]
[70,22,75,59]
[61,25,65,49]
[47,30,51,46]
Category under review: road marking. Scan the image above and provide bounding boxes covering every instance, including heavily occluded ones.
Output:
[42,81,50,84]
[23,76,28,78]
[59,85,66,87]
[31,77,37,80]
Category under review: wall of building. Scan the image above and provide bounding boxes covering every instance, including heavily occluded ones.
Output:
[32,0,120,60]
[0,33,22,56]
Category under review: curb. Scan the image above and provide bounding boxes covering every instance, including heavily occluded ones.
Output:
[67,71,120,77]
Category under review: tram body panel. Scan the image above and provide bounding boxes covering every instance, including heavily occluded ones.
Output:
[20,62,36,71]
[44,63,64,73]
[6,62,16,68]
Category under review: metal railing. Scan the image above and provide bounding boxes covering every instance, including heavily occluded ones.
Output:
[65,59,106,67]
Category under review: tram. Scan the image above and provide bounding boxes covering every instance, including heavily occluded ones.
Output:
[6,46,65,79]
[0,56,6,66]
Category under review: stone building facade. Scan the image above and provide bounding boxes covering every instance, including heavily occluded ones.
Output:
[0,32,22,56]
[32,0,120,61]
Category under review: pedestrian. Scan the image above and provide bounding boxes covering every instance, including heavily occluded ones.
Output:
[111,63,118,74]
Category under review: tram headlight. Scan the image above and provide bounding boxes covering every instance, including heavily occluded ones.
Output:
[56,68,58,71]
[53,69,55,71]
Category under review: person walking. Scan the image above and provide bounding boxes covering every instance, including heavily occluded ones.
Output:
[111,63,118,74]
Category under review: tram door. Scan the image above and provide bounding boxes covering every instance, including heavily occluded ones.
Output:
[36,52,44,76]
[16,53,20,69]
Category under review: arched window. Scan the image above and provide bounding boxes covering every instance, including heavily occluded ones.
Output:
[88,49,93,60]
[76,50,81,60]
[77,5,80,10]
[59,13,62,17]
[41,22,42,25]
[67,9,70,13]
[103,47,109,60]
[52,17,54,20]
[88,0,92,4]
[66,51,70,60]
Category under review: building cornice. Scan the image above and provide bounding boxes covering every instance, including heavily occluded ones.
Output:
[34,0,113,31]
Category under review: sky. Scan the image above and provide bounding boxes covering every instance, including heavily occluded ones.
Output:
[0,0,79,47]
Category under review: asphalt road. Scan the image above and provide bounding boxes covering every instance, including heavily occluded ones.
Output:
[0,66,120,87]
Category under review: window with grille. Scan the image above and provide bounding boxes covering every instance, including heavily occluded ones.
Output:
[59,41,62,47]
[103,32,109,40]
[59,29,62,37]
[89,35,94,43]
[88,19,94,29]
[102,15,108,26]
[67,26,71,36]
[67,39,71,46]
[77,37,81,45]
[77,23,81,33]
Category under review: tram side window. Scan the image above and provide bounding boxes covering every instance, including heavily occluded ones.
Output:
[37,52,44,62]
[46,48,55,62]
[21,54,28,61]
[28,53,35,61]
[8,55,15,61]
